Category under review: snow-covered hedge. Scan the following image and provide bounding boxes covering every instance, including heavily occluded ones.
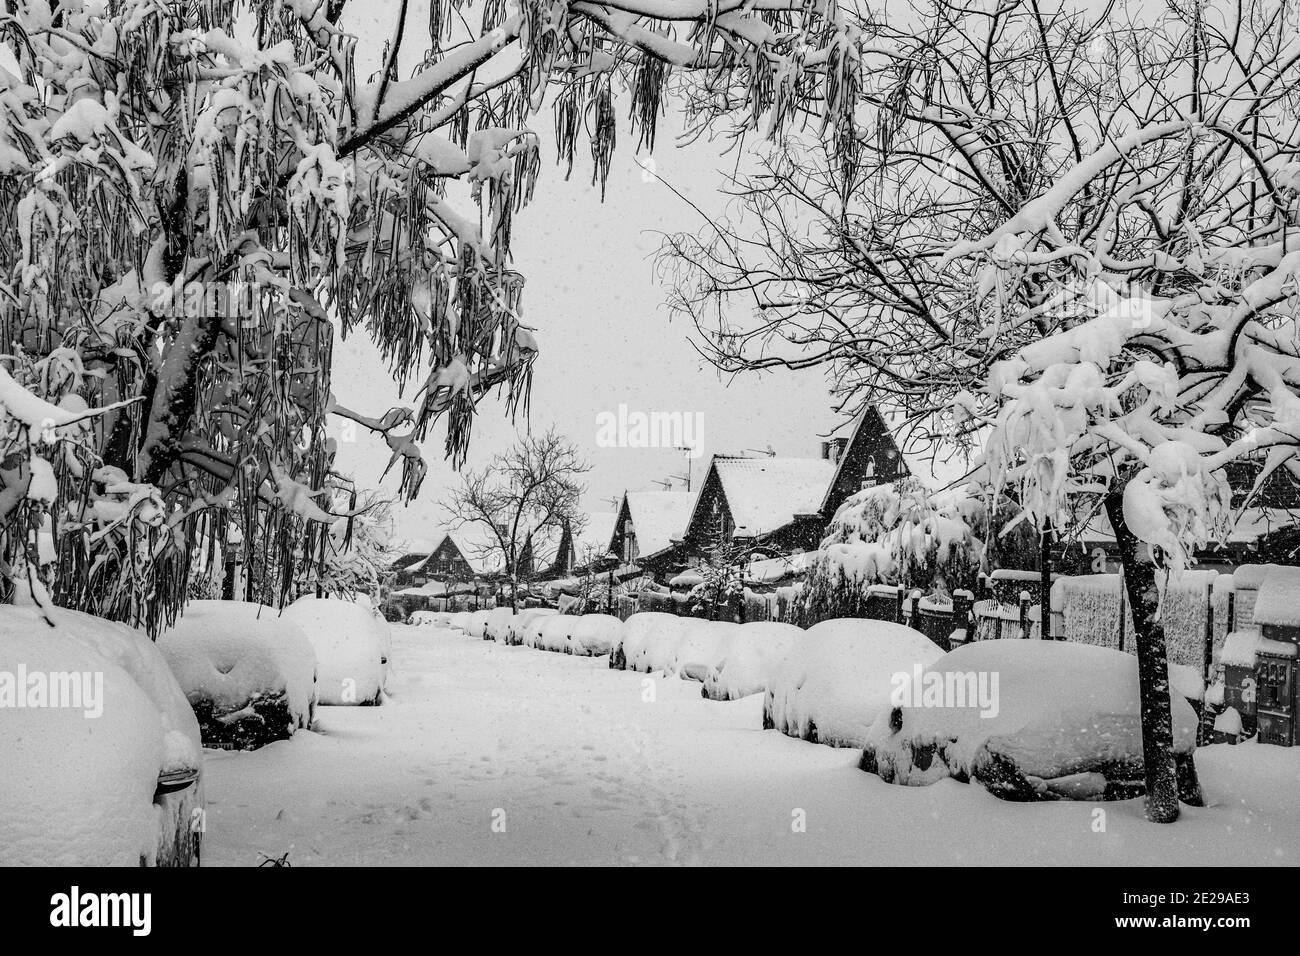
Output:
[0,605,204,866]
[796,481,984,625]
[1054,571,1232,672]
[284,597,387,705]
[701,622,804,701]
[862,641,1201,801]
[764,619,944,748]
[158,601,317,749]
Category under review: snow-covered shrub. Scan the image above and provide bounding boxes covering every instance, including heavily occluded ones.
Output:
[862,641,1201,802]
[0,605,203,865]
[701,622,804,701]
[284,597,387,705]
[797,481,983,625]
[158,601,317,749]
[764,619,944,748]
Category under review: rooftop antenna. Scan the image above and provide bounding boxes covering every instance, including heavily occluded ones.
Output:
[744,444,777,457]
[673,445,695,492]
[652,478,674,490]
[604,496,621,510]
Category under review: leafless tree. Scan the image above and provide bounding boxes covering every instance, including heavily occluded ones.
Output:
[664,0,1300,821]
[443,429,589,609]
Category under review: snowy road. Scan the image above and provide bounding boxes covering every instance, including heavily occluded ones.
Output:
[203,625,1300,866]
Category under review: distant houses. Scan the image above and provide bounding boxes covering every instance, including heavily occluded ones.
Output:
[386,406,957,610]
[608,490,698,579]
[677,406,913,564]
[391,533,478,589]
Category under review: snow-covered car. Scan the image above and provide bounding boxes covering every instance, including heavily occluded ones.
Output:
[701,621,804,701]
[159,601,318,749]
[616,612,691,672]
[484,607,520,643]
[531,613,623,656]
[860,641,1202,801]
[284,597,388,705]
[669,620,739,681]
[445,611,474,631]
[465,608,509,639]
[502,608,558,645]
[764,618,944,748]
[0,604,204,866]
[409,610,454,628]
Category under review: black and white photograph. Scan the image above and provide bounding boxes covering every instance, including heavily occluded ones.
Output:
[0,0,1294,914]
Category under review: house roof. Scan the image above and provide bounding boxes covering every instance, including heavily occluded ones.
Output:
[575,512,618,561]
[624,490,697,557]
[407,531,501,576]
[708,456,836,537]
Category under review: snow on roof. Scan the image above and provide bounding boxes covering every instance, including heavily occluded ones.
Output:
[713,457,835,536]
[576,512,618,560]
[625,490,696,557]
[406,530,501,575]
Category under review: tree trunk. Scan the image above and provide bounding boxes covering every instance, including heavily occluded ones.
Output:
[1104,491,1180,824]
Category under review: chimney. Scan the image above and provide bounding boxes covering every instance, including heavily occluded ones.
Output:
[820,440,832,460]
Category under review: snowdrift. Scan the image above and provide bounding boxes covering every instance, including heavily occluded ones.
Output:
[159,601,317,749]
[701,622,804,701]
[534,614,624,656]
[765,619,944,748]
[0,605,204,866]
[861,641,1201,801]
[284,597,388,705]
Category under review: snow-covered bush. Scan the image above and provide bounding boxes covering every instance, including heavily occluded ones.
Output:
[797,481,983,625]
[701,622,804,701]
[862,642,1201,802]
[764,619,944,748]
[0,605,203,865]
[158,601,317,749]
[284,597,387,705]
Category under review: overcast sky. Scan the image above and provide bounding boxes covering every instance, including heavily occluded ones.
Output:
[330,1,846,547]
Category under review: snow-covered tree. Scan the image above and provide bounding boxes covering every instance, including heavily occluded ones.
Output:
[799,479,982,622]
[666,0,1300,821]
[0,0,863,631]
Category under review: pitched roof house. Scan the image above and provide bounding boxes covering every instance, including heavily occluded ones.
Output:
[392,532,479,588]
[680,406,914,560]
[608,490,697,577]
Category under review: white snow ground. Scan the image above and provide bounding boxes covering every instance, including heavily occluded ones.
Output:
[202,624,1300,866]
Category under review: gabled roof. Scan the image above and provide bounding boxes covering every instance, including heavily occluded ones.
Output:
[623,490,697,557]
[576,512,618,561]
[704,456,835,537]
[407,531,500,576]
